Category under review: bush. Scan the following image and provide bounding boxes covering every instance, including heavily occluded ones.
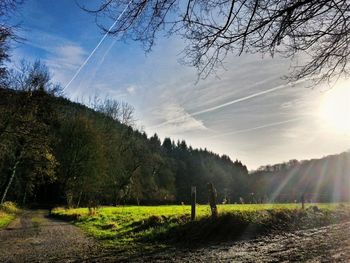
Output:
[0,201,19,214]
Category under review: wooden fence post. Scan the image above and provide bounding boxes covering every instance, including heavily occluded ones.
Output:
[207,183,218,218]
[191,186,196,221]
[301,193,305,209]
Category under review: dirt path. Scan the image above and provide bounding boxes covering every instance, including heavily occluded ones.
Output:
[134,222,350,262]
[0,210,102,262]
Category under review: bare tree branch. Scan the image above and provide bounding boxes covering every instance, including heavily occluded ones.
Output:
[83,0,350,83]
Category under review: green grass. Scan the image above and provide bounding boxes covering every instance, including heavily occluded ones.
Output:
[0,212,15,228]
[52,203,350,250]
[0,202,19,229]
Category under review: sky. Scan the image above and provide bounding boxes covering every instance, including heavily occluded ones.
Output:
[9,0,350,169]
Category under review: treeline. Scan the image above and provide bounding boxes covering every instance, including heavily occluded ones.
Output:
[0,61,249,207]
[248,153,350,203]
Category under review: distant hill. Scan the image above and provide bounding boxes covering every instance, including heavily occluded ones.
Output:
[248,152,350,202]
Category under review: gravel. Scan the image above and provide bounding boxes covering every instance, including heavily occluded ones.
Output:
[0,210,101,262]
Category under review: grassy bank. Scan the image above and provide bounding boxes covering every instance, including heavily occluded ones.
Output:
[51,203,350,249]
[0,202,19,229]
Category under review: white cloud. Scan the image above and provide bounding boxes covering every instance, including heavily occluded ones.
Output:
[126,85,136,95]
[44,42,87,87]
[51,44,86,70]
[17,30,88,87]
[151,103,208,134]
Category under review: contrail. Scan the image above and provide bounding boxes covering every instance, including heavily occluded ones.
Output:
[207,117,305,139]
[76,38,118,92]
[150,78,307,129]
[63,0,133,91]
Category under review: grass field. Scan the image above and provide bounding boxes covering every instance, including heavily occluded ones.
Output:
[0,202,19,229]
[52,203,350,249]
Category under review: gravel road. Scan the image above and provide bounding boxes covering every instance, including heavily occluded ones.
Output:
[0,210,101,262]
[1,211,349,262]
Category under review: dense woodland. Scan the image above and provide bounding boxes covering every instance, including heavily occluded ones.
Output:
[0,62,349,207]
[0,62,250,206]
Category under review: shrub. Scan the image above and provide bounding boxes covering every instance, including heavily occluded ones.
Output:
[0,202,19,214]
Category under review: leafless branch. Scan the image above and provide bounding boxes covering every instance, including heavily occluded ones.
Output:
[84,0,350,83]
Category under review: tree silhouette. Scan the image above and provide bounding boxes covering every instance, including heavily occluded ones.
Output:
[85,0,350,82]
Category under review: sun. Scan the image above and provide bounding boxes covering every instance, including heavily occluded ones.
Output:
[319,84,350,133]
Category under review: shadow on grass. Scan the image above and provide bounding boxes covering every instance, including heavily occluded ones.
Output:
[140,206,350,248]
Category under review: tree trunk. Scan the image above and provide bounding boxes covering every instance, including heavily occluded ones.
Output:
[1,159,20,204]
[191,186,196,221]
[22,187,27,206]
[76,190,83,208]
[66,191,74,208]
[115,188,119,206]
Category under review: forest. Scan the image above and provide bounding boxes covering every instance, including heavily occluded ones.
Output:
[0,61,349,208]
[0,61,249,207]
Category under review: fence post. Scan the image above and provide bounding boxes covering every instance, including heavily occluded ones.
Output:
[207,183,218,218]
[301,193,305,209]
[191,186,196,221]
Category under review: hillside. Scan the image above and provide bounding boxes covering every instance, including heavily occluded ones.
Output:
[249,152,350,202]
[0,87,248,206]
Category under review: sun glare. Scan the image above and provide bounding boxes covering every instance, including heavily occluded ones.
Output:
[320,84,350,133]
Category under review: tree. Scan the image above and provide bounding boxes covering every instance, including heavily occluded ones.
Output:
[7,60,62,95]
[93,97,135,126]
[162,137,173,153]
[0,91,57,204]
[114,132,147,204]
[149,133,161,150]
[0,60,59,204]
[86,0,350,82]
[55,114,105,207]
[0,0,23,84]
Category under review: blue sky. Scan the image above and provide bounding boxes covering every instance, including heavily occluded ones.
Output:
[10,0,350,169]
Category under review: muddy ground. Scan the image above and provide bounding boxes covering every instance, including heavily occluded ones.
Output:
[133,222,350,262]
[0,211,349,262]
